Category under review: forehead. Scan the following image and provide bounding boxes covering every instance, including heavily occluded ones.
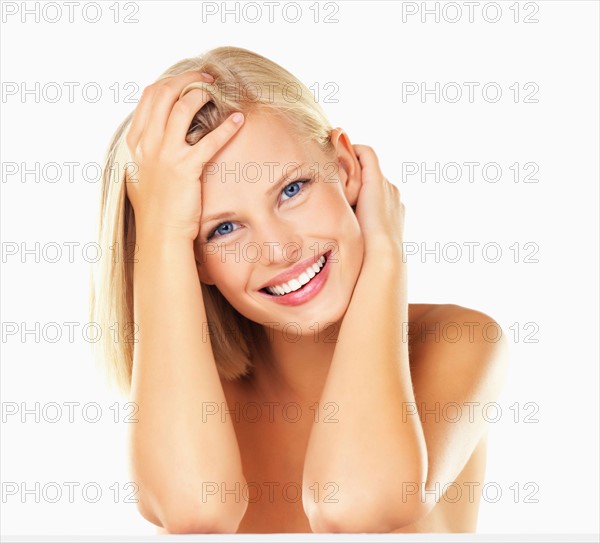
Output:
[203,110,318,181]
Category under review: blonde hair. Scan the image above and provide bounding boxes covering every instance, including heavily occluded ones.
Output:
[89,46,336,396]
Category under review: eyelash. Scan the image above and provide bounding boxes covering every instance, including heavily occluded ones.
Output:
[205,178,313,241]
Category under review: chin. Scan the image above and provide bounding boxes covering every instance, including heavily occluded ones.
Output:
[277,297,348,332]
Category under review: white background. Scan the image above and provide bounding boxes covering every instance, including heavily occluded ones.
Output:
[1,0,599,538]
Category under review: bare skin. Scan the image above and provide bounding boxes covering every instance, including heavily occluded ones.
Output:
[154,304,495,534]
[126,71,509,534]
[220,305,492,534]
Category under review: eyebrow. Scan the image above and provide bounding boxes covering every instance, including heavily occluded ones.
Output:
[201,162,308,225]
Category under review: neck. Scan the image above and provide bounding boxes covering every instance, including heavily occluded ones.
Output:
[249,320,341,405]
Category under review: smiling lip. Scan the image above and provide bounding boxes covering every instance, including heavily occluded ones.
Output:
[257,250,332,306]
[258,250,330,291]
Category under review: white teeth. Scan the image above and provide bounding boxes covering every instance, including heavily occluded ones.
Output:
[265,254,327,296]
[288,278,301,290]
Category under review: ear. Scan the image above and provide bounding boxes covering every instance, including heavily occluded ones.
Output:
[329,127,361,210]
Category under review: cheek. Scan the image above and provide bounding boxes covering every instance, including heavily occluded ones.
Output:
[208,255,276,318]
[208,256,247,289]
[312,196,364,276]
[196,246,248,293]
[324,190,362,238]
[310,185,358,228]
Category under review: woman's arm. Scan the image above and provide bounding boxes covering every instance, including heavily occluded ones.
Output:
[302,235,427,532]
[302,144,425,531]
[124,72,248,534]
[302,146,509,533]
[129,231,247,534]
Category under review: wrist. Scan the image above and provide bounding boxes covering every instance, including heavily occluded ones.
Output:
[363,237,405,267]
[135,222,197,246]
[134,229,195,264]
[134,209,199,243]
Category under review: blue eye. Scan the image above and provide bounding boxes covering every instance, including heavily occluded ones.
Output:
[205,178,312,241]
[213,222,236,237]
[281,180,303,200]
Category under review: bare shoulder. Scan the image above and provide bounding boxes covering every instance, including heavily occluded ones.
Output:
[408,302,500,324]
[404,303,509,519]
[408,303,506,340]
[407,302,509,399]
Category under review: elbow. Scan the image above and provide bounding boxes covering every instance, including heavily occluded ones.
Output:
[306,487,428,533]
[160,511,242,534]
[307,501,427,533]
[136,486,247,534]
[305,472,432,533]
[307,503,373,533]
[128,443,248,533]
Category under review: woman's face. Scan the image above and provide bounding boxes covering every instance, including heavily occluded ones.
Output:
[195,110,364,334]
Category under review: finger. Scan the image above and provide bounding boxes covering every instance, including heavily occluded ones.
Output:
[126,72,213,154]
[352,145,383,184]
[193,112,245,165]
[141,71,215,148]
[163,86,213,146]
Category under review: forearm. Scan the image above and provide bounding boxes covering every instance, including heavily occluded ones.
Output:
[129,230,247,531]
[303,245,427,529]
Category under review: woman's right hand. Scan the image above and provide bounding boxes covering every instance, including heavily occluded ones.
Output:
[125,71,245,242]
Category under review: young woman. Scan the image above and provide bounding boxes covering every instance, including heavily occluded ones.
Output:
[90,46,509,534]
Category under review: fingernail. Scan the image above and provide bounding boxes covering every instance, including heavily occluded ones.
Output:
[200,72,214,82]
[232,112,244,124]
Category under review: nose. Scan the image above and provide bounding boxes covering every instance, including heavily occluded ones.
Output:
[253,216,304,267]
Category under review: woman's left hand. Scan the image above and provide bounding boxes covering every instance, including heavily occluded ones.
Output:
[352,144,405,261]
